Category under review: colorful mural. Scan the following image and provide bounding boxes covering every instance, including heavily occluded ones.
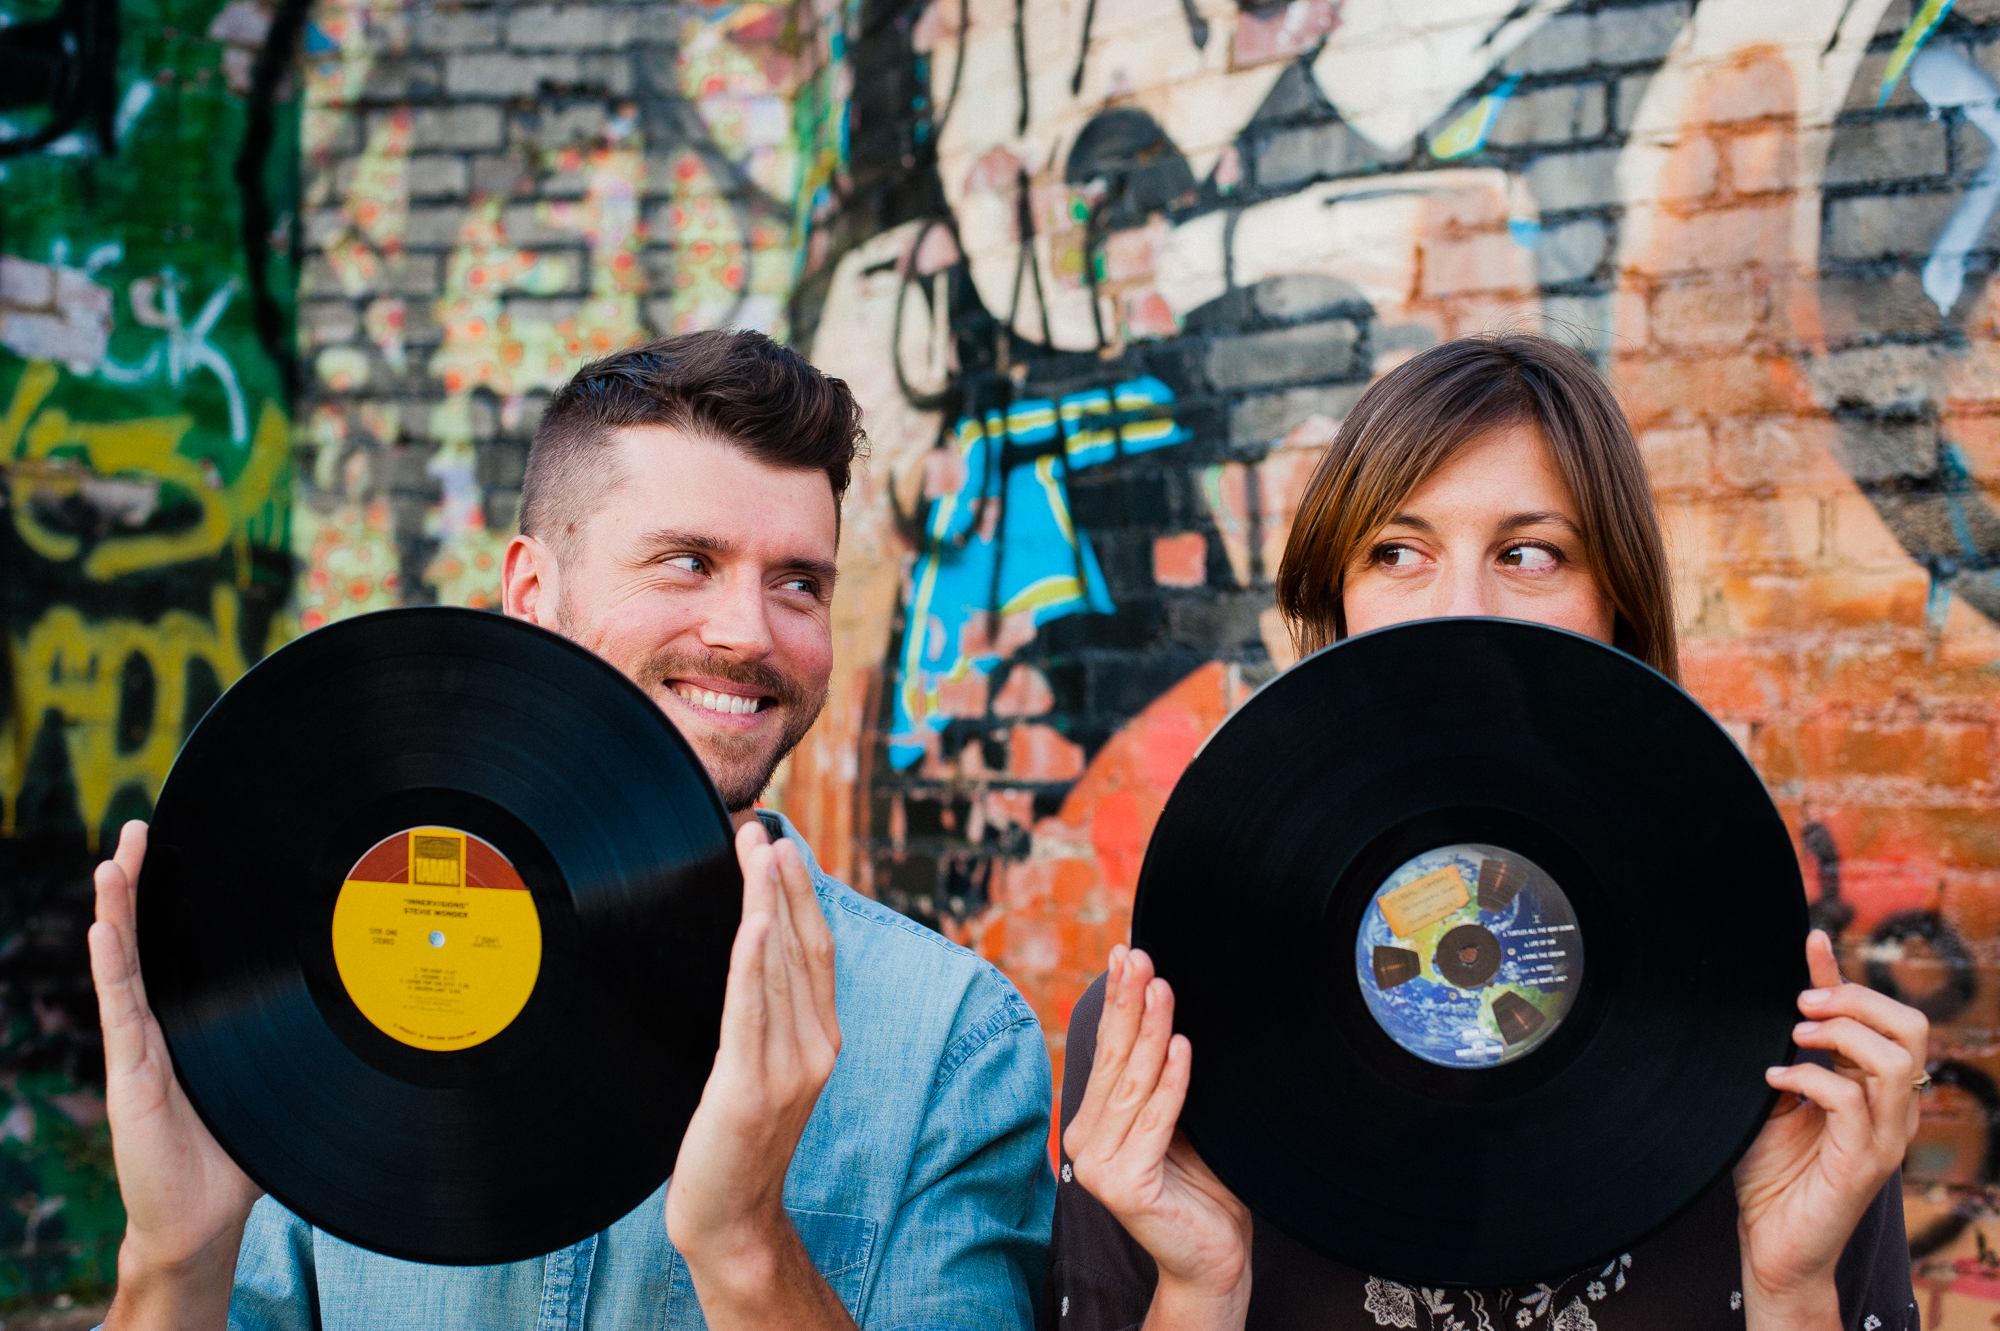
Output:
[783,0,2000,1321]
[291,0,853,621]
[0,0,301,1304]
[10,0,2000,1316]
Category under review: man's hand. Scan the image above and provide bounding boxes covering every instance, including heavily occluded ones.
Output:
[1066,946,1253,1331]
[1733,929,1929,1331]
[93,820,262,1331]
[665,820,853,1329]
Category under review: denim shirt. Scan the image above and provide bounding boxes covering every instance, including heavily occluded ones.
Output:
[221,812,1056,1329]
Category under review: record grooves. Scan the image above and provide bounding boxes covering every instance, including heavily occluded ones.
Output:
[140,608,739,1266]
[1132,618,1809,1288]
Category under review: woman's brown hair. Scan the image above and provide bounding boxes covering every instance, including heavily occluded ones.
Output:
[1273,333,1678,682]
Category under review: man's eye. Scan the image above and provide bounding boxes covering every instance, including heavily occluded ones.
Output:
[664,555,706,574]
[778,576,818,595]
[1499,545,1558,570]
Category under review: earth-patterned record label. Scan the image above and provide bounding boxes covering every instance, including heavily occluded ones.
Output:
[1353,843,1580,1068]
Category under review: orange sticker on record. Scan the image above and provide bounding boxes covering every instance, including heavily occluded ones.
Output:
[330,827,541,1051]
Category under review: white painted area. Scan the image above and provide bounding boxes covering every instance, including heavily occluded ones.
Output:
[1312,0,1566,155]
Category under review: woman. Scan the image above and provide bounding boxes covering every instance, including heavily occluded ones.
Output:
[1044,335,1928,1331]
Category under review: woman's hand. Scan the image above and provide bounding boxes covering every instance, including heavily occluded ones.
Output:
[1065,945,1254,1331]
[1733,928,1928,1331]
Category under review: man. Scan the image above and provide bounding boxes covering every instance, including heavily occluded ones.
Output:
[86,330,1057,1328]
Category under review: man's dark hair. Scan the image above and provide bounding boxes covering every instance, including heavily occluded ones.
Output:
[521,329,867,558]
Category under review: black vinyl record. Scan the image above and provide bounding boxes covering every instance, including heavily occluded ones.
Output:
[140,607,739,1266]
[1132,618,1809,1288]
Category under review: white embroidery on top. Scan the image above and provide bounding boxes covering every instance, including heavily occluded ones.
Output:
[1366,1277,1419,1329]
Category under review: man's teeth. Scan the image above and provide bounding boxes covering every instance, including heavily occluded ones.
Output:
[675,685,762,716]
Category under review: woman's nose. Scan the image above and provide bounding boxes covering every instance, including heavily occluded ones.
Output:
[1437,561,1495,619]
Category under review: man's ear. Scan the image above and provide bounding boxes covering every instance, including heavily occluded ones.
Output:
[502,534,559,627]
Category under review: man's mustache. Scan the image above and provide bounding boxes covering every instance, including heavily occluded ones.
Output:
[646,652,811,708]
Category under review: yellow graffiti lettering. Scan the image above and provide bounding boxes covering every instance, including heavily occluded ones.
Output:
[5,362,290,581]
[3,585,248,847]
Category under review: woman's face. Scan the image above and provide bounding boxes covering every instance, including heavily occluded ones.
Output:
[1341,422,1616,643]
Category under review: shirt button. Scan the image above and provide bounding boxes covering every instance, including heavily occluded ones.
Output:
[1062,1296,1070,1316]
[1060,1163,1072,1183]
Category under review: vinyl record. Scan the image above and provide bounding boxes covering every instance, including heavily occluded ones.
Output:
[1131,618,1808,1288]
[140,607,739,1266]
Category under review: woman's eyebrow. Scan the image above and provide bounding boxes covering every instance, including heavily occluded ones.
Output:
[1496,511,1583,536]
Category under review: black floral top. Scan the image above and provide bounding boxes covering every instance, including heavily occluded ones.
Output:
[1042,975,1918,1331]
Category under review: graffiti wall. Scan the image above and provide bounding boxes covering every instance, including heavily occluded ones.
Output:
[781,0,2000,1320]
[288,0,848,624]
[0,0,301,1303]
[10,0,2000,1315]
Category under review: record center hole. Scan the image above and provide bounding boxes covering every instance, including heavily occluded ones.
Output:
[429,930,446,948]
[1459,945,1480,965]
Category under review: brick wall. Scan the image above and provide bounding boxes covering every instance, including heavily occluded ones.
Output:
[10,0,1996,1311]
[778,0,2000,1317]
[281,0,2000,1312]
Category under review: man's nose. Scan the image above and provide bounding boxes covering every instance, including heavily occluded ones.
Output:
[698,576,776,658]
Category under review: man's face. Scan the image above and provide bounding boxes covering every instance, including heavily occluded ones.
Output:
[505,427,838,814]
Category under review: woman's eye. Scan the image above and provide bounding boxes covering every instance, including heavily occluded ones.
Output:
[1499,545,1558,570]
[1375,544,1422,567]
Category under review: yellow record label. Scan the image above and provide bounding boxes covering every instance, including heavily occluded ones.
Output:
[331,826,541,1051]
[1377,865,1471,938]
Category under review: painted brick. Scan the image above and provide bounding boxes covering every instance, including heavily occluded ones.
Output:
[1615,74,1651,134]
[1648,202,1790,274]
[445,52,583,98]
[1712,416,1823,491]
[364,56,445,100]
[406,154,470,200]
[302,304,362,353]
[1227,381,1367,443]
[1536,218,1608,285]
[1165,593,1268,648]
[1152,532,1207,587]
[1817,272,1947,344]
[412,8,502,51]
[500,201,588,245]
[469,152,531,197]
[1503,11,1592,74]
[402,204,472,249]
[1695,55,1796,124]
[1524,148,1622,210]
[1254,121,1374,190]
[1587,2,1692,64]
[409,104,506,152]
[1724,127,1793,195]
[1206,319,1361,390]
[1008,724,1087,781]
[1252,273,1360,321]
[1650,275,1763,347]
[575,52,637,95]
[994,665,1055,717]
[386,254,445,297]
[1823,116,1947,188]
[1487,83,1607,148]
[1422,230,1535,297]
[506,5,638,48]
[1659,132,1721,202]
[512,103,614,148]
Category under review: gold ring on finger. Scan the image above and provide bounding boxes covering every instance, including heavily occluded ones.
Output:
[1914,1071,1934,1092]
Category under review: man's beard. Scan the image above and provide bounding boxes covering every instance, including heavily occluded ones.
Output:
[557,597,826,811]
